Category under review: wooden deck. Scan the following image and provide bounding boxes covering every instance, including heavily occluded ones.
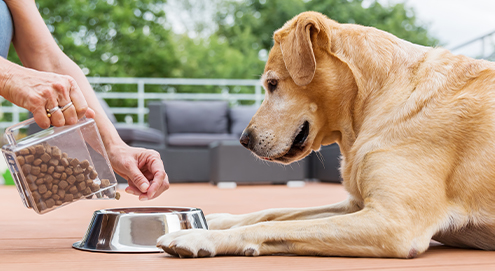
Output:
[1,182,494,270]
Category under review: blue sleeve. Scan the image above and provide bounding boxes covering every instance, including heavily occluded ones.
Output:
[0,0,14,59]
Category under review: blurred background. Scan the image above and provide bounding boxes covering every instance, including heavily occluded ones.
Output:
[3,0,494,125]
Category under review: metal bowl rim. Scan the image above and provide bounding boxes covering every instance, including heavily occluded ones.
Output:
[96,206,203,215]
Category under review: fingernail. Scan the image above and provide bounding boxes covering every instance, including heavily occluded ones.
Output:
[140,196,149,201]
[139,183,149,192]
[149,190,156,199]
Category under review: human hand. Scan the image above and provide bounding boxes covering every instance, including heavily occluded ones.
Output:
[1,64,95,129]
[107,143,169,200]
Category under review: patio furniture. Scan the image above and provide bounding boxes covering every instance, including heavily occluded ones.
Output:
[309,143,342,183]
[148,100,244,183]
[209,140,308,184]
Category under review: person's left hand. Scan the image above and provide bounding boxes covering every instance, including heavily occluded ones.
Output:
[107,143,169,200]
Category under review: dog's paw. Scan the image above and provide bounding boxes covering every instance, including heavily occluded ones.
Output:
[206,213,245,230]
[157,229,216,258]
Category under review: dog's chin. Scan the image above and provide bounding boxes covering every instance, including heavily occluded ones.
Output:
[270,121,311,164]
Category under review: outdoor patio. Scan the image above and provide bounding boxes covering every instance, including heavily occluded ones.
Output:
[1,182,494,271]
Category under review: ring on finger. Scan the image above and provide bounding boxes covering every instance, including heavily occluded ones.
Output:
[60,101,73,112]
[46,106,60,118]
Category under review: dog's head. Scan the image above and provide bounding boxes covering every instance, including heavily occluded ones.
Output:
[240,12,357,164]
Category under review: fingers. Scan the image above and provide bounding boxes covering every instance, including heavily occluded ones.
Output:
[123,150,169,200]
[32,75,88,129]
[32,106,51,129]
[66,77,88,120]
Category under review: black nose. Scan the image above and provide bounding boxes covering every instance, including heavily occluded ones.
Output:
[239,131,251,149]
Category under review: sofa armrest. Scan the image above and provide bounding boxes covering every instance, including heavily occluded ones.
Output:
[148,101,168,146]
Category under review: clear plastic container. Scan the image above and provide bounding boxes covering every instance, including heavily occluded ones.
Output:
[1,117,117,214]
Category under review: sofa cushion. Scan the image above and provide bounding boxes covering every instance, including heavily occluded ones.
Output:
[115,125,165,145]
[230,106,258,136]
[168,133,238,147]
[164,101,229,134]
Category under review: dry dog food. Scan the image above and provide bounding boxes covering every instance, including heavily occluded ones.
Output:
[16,143,113,212]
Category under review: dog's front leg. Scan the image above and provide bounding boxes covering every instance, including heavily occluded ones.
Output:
[157,206,432,258]
[207,197,362,230]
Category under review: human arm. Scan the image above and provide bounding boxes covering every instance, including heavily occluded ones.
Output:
[3,0,169,199]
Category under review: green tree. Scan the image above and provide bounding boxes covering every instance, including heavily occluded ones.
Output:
[168,0,438,80]
[8,0,179,78]
[214,0,437,52]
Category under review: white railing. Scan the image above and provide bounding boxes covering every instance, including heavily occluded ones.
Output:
[450,30,495,60]
[0,77,263,129]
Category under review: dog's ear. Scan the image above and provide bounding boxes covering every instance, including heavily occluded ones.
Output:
[279,16,320,86]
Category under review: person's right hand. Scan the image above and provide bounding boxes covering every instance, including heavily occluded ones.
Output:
[1,63,94,129]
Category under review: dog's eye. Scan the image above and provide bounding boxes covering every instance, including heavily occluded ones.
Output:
[267,79,278,92]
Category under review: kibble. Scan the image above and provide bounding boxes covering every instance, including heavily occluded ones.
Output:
[48,159,59,166]
[25,155,34,164]
[69,186,78,194]
[35,145,44,155]
[80,160,90,169]
[28,183,38,191]
[45,198,55,208]
[40,153,51,163]
[31,166,41,176]
[22,164,32,175]
[75,173,85,183]
[101,179,110,188]
[64,194,73,202]
[42,191,52,199]
[60,158,69,167]
[52,147,61,159]
[89,170,98,180]
[16,156,25,166]
[65,167,73,175]
[67,175,76,185]
[15,143,114,213]
[70,158,79,168]
[59,180,68,190]
[38,184,47,194]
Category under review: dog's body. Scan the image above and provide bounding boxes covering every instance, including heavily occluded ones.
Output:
[158,12,495,258]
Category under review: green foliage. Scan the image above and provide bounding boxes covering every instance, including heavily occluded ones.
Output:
[7,0,438,81]
[213,0,438,55]
[36,0,179,78]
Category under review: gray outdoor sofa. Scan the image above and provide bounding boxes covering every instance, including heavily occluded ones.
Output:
[147,100,310,183]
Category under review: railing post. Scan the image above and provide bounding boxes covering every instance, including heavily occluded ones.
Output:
[137,80,145,126]
[12,105,19,125]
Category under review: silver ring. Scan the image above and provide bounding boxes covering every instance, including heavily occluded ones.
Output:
[61,101,73,112]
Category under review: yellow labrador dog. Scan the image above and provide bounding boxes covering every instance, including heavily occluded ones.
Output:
[157,11,495,258]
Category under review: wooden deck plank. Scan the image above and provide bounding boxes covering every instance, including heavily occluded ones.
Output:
[1,183,494,270]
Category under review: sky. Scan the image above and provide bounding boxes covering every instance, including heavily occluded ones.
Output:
[383,0,495,58]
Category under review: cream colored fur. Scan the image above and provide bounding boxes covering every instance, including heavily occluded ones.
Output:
[157,11,495,258]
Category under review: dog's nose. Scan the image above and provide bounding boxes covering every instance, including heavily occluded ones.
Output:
[239,131,251,149]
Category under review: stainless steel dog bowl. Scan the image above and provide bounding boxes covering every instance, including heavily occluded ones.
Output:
[73,207,208,253]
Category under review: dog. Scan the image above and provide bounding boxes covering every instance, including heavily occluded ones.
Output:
[157,11,495,258]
